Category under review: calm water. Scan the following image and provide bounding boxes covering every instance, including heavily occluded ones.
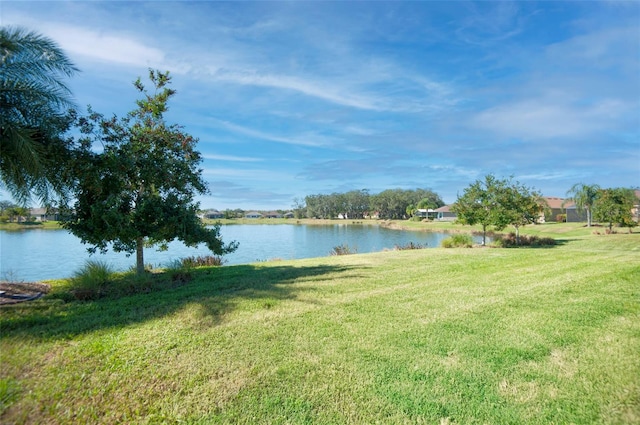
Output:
[0,224,479,281]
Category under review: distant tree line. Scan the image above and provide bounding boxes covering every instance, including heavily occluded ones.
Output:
[303,188,444,220]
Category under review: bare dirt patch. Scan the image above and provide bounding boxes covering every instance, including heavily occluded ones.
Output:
[0,282,50,305]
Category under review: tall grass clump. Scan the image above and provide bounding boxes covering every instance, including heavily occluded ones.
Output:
[181,255,225,268]
[330,244,357,255]
[69,260,115,300]
[394,241,426,250]
[441,233,473,248]
[0,378,20,416]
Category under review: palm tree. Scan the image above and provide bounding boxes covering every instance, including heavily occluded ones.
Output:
[0,26,78,204]
[566,183,601,227]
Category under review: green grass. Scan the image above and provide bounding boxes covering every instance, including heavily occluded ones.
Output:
[1,231,639,424]
[0,221,61,230]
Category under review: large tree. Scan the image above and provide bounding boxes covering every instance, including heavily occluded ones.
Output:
[592,188,637,232]
[62,70,237,275]
[565,183,601,227]
[0,26,78,204]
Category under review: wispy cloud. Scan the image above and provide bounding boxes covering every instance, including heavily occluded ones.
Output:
[470,98,628,140]
[202,154,262,163]
[207,118,335,148]
[209,69,388,111]
[454,1,524,46]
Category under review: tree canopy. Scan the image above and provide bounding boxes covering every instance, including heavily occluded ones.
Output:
[452,175,543,245]
[303,188,443,220]
[61,70,237,275]
[592,188,637,232]
[0,26,78,204]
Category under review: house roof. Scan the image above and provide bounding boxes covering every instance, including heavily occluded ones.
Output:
[542,197,575,209]
[434,205,451,212]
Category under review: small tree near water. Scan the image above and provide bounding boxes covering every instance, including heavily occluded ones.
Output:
[452,175,543,245]
[61,70,238,275]
[452,174,509,245]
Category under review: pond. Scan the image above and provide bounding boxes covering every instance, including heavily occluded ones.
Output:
[0,224,481,282]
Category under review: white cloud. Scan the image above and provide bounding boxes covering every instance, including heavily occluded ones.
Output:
[41,25,162,66]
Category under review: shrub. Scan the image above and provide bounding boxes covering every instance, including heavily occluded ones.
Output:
[70,260,115,300]
[330,244,357,255]
[441,234,473,248]
[159,259,190,285]
[556,214,566,222]
[493,233,556,248]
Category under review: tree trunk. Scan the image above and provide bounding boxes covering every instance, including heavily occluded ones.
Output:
[587,208,592,227]
[515,226,520,245]
[482,224,487,246]
[136,237,145,275]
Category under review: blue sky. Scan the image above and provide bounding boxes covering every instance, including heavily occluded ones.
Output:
[3,1,639,210]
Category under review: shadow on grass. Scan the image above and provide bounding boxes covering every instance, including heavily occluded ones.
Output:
[0,263,360,340]
[502,239,573,248]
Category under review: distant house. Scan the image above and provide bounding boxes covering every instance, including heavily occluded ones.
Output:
[245,211,263,219]
[264,211,283,219]
[283,212,295,219]
[204,209,224,219]
[415,209,437,219]
[435,205,457,221]
[29,208,60,222]
[541,197,585,222]
[633,190,640,222]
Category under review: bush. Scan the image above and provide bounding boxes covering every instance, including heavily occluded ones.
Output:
[441,234,473,248]
[493,233,556,248]
[556,214,566,222]
[70,260,115,300]
[330,244,357,255]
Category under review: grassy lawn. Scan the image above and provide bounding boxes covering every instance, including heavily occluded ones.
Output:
[1,230,639,424]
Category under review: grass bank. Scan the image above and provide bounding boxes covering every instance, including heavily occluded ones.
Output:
[0,221,61,231]
[1,232,639,424]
